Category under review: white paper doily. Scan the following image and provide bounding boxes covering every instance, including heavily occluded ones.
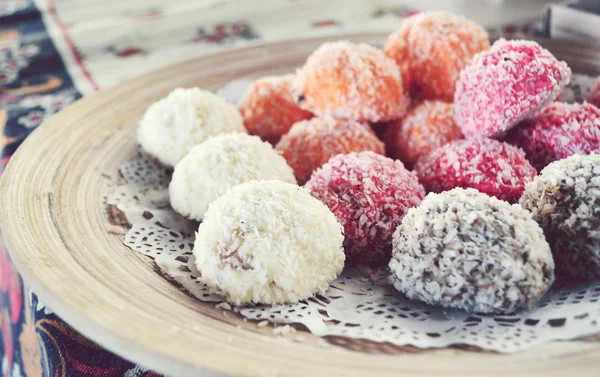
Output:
[106,73,600,353]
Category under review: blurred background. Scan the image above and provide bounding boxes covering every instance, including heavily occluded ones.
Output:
[1,0,595,93]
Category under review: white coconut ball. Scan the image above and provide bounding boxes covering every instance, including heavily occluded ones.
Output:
[137,88,246,167]
[169,133,296,221]
[194,180,345,305]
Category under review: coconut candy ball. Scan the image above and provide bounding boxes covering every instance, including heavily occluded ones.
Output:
[306,151,425,267]
[293,40,409,123]
[169,133,296,221]
[384,11,490,102]
[506,102,600,170]
[520,154,600,279]
[275,116,385,185]
[454,39,571,139]
[194,180,345,305]
[390,188,555,314]
[137,88,246,167]
[239,74,313,144]
[414,138,537,203]
[383,100,463,167]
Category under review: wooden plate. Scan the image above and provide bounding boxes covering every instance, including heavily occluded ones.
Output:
[1,34,600,377]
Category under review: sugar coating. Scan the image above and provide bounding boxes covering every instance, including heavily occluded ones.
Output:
[414,138,536,203]
[293,40,409,123]
[384,11,489,102]
[169,133,296,221]
[520,154,600,279]
[275,116,385,185]
[506,102,600,170]
[194,180,345,305]
[455,39,571,139]
[137,88,246,167]
[239,74,313,144]
[384,100,463,167]
[588,77,600,108]
[306,151,425,267]
[390,188,555,314]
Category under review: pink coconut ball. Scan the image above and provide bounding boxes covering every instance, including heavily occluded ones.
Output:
[454,39,571,139]
[506,102,600,170]
[306,151,425,267]
[414,138,537,203]
[588,77,600,108]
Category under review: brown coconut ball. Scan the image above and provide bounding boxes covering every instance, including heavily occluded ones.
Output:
[390,188,555,314]
[520,154,600,279]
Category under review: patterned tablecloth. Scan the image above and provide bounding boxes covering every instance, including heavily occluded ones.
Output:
[0,1,540,376]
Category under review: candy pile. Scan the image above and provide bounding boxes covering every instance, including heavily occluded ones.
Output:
[136,11,600,314]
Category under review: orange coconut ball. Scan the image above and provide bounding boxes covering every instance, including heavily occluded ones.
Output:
[398,62,412,93]
[239,75,313,144]
[293,41,409,123]
[384,100,463,167]
[384,11,490,102]
[275,116,385,184]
